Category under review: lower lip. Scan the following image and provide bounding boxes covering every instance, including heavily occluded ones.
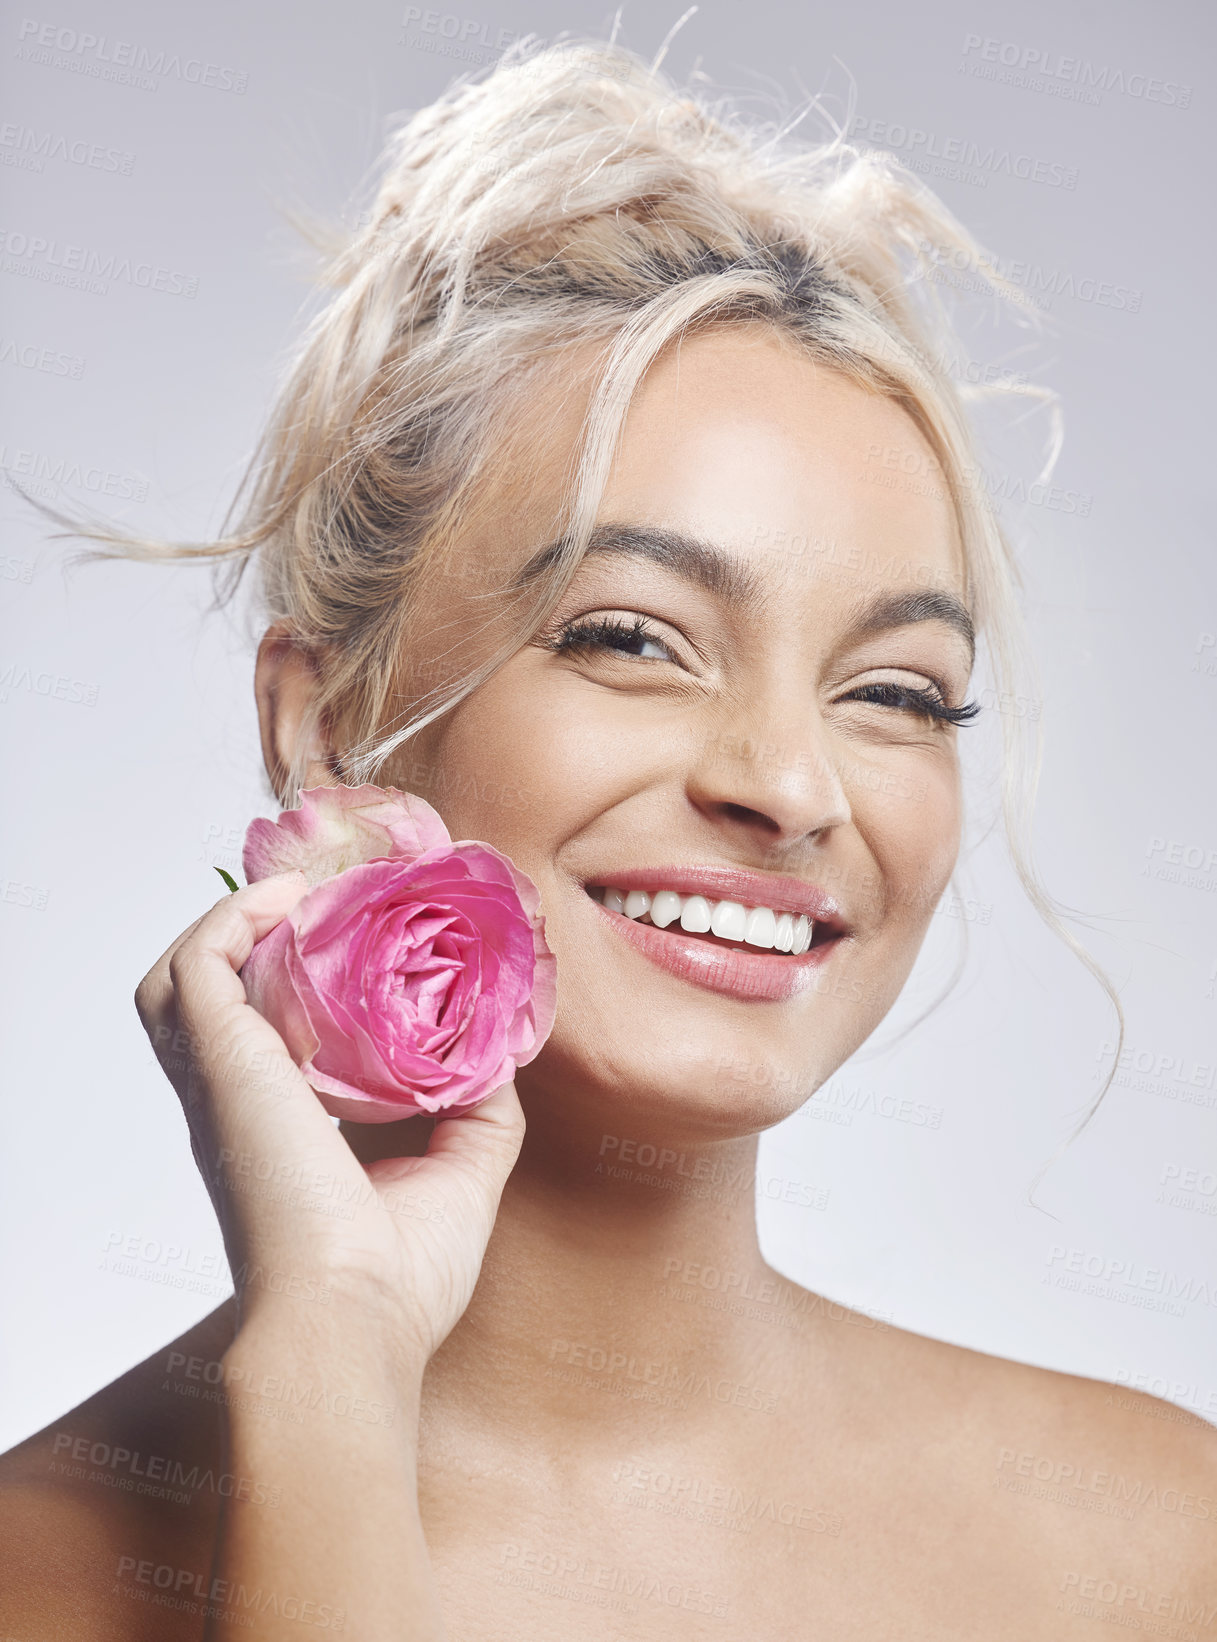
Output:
[586,896,837,1002]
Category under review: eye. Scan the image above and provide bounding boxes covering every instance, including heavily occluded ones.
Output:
[547,614,680,665]
[839,679,980,726]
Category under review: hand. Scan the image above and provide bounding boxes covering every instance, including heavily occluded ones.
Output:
[135,872,526,1365]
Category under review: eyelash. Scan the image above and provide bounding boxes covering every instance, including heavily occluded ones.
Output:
[841,681,980,726]
[548,614,980,726]
[548,614,674,661]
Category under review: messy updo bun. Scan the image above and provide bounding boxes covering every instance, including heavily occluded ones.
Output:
[85,35,1038,796]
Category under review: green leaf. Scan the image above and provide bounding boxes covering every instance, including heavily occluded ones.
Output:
[215,867,241,894]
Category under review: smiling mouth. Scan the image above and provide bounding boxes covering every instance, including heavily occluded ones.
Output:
[584,884,838,956]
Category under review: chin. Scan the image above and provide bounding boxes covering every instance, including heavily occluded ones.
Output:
[521,1021,826,1143]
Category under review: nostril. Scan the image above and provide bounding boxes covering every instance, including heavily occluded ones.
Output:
[714,800,785,834]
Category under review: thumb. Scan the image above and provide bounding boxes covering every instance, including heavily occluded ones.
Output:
[363,1082,526,1208]
[426,1081,527,1186]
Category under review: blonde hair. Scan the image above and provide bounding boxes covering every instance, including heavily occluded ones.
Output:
[74,33,1118,1153]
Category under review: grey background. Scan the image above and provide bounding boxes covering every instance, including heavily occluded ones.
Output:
[1,0,1214,1450]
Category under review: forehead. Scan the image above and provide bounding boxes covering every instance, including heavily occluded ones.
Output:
[595,325,966,607]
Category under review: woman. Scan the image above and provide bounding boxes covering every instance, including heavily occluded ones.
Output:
[2,37,1213,1640]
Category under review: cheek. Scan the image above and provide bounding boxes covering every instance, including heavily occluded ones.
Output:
[853,756,962,936]
[396,669,622,879]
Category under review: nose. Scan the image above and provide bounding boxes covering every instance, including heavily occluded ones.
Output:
[684,710,852,850]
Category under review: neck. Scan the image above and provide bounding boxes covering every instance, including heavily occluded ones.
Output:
[342,1095,802,1455]
[437,1103,795,1455]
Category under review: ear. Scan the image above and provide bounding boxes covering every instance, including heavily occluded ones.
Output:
[254,621,343,801]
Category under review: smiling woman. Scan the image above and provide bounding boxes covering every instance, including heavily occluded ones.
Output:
[1,31,1214,1642]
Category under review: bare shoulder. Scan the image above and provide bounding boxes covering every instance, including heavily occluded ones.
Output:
[761,1272,1217,1630]
[0,1304,235,1641]
[925,1325,1217,1499]
[772,1267,1216,1489]
[866,1307,1217,1601]
[985,1347,1217,1561]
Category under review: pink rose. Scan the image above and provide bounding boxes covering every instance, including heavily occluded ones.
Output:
[239,785,557,1123]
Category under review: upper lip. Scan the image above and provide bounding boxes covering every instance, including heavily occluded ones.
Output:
[581,865,848,933]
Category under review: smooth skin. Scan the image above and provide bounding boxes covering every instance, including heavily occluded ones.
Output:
[2,327,1214,1639]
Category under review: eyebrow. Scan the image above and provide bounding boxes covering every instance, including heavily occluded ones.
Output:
[513,522,974,657]
[851,590,975,660]
[512,523,765,612]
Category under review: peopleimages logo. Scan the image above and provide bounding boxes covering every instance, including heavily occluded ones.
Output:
[1044,1245,1217,1312]
[915,240,1141,315]
[400,5,521,51]
[14,19,248,94]
[0,335,84,377]
[1099,1037,1217,1112]
[0,443,148,502]
[50,1432,279,1506]
[0,227,197,298]
[1142,835,1217,894]
[959,34,1191,109]
[0,661,98,706]
[849,115,1079,189]
[0,122,135,175]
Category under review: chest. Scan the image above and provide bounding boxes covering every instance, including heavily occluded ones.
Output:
[414,1434,1097,1641]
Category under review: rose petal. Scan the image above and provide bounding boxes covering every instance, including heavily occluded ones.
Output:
[243,784,451,887]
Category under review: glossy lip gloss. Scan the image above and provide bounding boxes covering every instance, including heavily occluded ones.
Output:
[581,865,848,1003]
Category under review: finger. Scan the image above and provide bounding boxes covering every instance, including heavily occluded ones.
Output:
[135,872,309,1036]
[134,909,209,1033]
[166,874,345,1166]
[364,1084,525,1189]
[424,1081,527,1187]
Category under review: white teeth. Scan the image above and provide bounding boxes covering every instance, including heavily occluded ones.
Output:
[710,900,747,941]
[594,883,817,953]
[744,906,777,949]
[679,894,712,933]
[650,889,682,928]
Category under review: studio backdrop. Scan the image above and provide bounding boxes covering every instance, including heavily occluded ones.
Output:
[1,0,1214,1450]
